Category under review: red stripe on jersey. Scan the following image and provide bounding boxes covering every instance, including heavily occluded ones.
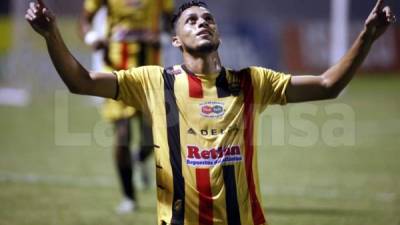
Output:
[242,71,266,225]
[196,168,213,225]
[120,42,129,70]
[187,74,204,98]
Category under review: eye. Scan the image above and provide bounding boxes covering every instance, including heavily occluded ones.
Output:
[204,15,215,23]
[186,16,197,25]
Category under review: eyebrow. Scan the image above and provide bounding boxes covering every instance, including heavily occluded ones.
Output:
[203,12,213,17]
[185,13,198,19]
[184,12,213,20]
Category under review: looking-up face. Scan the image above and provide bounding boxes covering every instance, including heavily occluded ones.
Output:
[172,6,220,54]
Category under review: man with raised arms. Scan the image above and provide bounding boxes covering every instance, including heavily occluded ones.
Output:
[25,1,395,224]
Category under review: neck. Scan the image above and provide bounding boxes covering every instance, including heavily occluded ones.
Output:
[182,50,222,74]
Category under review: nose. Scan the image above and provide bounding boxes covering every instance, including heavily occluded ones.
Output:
[198,17,209,28]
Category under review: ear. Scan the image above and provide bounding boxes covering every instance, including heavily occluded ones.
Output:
[172,35,182,48]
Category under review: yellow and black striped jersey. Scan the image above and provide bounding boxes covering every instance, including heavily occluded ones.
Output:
[114,65,291,225]
[84,0,174,41]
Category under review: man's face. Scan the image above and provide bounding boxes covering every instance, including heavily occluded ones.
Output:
[173,6,220,54]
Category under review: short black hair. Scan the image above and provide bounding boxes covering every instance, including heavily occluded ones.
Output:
[171,1,209,31]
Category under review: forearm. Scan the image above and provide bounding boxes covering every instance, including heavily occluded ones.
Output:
[26,1,117,98]
[286,1,394,103]
[321,28,375,96]
[44,27,93,94]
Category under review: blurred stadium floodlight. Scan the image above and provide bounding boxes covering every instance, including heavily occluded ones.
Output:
[330,0,349,65]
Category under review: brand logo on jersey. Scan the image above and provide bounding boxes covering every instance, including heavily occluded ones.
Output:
[200,102,225,118]
[186,145,242,167]
[187,128,197,135]
[187,125,240,137]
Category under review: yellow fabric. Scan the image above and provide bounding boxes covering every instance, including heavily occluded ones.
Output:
[250,66,292,112]
[101,99,137,122]
[101,42,162,121]
[114,65,291,225]
[84,0,103,14]
[99,63,136,121]
[106,41,161,70]
[83,0,174,121]
[84,0,175,37]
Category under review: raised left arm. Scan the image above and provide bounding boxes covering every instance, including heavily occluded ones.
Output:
[286,0,396,103]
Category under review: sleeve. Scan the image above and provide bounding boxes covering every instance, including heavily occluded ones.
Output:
[114,66,163,111]
[83,0,103,14]
[250,66,291,110]
[161,0,175,14]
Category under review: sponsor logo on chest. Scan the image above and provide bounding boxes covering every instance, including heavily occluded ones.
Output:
[199,101,225,118]
[186,145,243,167]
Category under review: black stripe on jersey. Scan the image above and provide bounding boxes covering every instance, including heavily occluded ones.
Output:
[163,67,185,225]
[139,42,147,66]
[216,68,231,98]
[223,165,241,225]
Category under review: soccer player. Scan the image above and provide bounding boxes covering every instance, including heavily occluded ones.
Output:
[78,0,174,213]
[26,0,395,224]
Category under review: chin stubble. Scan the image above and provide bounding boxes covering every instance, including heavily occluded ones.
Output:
[187,41,220,55]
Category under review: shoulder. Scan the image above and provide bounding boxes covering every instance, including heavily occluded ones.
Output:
[246,66,291,80]
[248,66,274,75]
[225,67,264,77]
[224,67,258,84]
[226,66,290,76]
[121,65,164,78]
[227,66,291,88]
[114,65,165,85]
[127,65,164,73]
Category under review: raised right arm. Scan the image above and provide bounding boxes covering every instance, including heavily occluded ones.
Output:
[25,0,117,98]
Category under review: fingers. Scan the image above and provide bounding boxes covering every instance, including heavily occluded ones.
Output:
[42,8,55,21]
[26,9,35,19]
[29,2,38,12]
[25,13,33,21]
[26,2,39,20]
[373,0,384,11]
[383,6,396,24]
[25,1,53,24]
[37,0,46,8]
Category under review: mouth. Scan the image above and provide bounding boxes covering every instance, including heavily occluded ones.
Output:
[196,29,212,37]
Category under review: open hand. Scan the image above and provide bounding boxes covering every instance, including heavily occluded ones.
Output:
[365,0,396,40]
[25,0,56,38]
